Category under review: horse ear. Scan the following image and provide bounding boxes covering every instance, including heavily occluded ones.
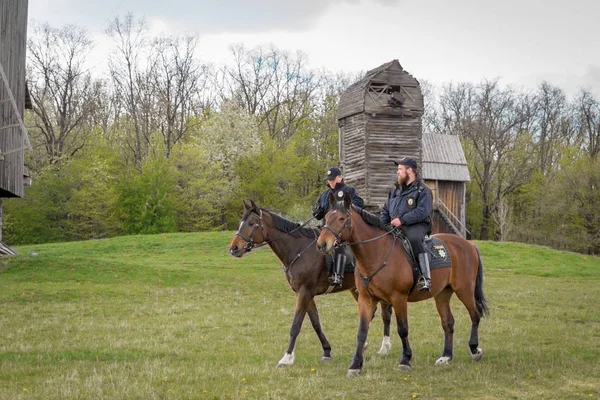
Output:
[344,192,353,210]
[250,199,258,210]
[243,200,251,210]
[327,191,336,207]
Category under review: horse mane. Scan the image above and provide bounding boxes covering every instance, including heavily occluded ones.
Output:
[263,209,319,239]
[353,206,389,231]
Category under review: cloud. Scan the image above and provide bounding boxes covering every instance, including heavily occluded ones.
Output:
[78,0,404,35]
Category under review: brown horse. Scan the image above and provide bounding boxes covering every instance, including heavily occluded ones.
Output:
[228,200,393,367]
[316,191,488,377]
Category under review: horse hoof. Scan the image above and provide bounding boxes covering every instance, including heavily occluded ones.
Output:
[471,348,483,362]
[321,356,334,362]
[397,364,412,372]
[347,369,361,378]
[435,356,452,365]
[376,348,390,356]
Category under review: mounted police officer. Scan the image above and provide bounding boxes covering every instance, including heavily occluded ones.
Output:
[312,167,364,287]
[381,158,433,291]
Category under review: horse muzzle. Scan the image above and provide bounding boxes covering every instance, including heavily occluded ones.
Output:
[229,244,246,258]
[316,240,333,255]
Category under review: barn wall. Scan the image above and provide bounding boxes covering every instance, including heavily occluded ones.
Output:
[339,114,367,199]
[0,0,28,198]
[424,179,467,235]
[364,115,422,208]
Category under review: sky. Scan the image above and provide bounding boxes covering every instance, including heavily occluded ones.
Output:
[28,0,600,97]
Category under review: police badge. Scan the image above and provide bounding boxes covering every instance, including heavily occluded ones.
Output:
[408,198,414,206]
[337,190,344,199]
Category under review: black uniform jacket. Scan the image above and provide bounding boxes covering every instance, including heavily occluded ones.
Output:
[381,178,432,226]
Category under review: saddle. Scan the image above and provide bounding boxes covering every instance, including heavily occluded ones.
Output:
[389,228,452,271]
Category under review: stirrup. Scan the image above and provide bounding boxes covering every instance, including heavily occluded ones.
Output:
[416,277,431,292]
[329,274,343,287]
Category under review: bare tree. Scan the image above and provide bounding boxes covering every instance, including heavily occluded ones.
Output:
[151,35,209,158]
[106,13,156,165]
[532,82,576,173]
[440,79,537,239]
[27,22,96,168]
[574,89,600,159]
[220,44,322,144]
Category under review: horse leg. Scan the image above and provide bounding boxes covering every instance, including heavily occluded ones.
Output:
[306,298,333,362]
[277,289,310,368]
[347,295,377,378]
[434,287,455,365]
[377,303,393,356]
[392,296,412,371]
[455,288,483,362]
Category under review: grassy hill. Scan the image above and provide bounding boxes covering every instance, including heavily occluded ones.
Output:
[1,232,599,399]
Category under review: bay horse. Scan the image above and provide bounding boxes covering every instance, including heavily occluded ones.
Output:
[228,199,393,367]
[316,191,488,377]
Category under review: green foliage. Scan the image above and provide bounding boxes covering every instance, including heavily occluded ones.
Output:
[116,148,178,235]
[170,143,230,231]
[62,142,122,240]
[3,167,70,244]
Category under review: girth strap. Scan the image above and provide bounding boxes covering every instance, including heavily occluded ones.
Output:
[356,236,398,298]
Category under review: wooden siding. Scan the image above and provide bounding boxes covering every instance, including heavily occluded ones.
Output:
[0,0,28,198]
[339,114,367,199]
[424,179,466,235]
[340,114,422,209]
[364,115,421,208]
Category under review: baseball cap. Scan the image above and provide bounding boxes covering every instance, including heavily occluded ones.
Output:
[393,157,418,170]
[325,167,342,180]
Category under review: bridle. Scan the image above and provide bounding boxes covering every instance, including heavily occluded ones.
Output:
[322,208,353,246]
[234,209,268,252]
[322,205,395,247]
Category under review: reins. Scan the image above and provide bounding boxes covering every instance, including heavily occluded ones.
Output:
[235,209,317,252]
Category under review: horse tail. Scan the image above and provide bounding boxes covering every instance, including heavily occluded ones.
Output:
[473,244,489,317]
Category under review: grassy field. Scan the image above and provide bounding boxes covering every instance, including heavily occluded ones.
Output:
[0,232,599,399]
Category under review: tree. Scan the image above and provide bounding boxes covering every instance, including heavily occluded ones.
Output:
[439,79,536,240]
[27,22,96,169]
[574,89,600,159]
[106,13,155,166]
[151,35,210,158]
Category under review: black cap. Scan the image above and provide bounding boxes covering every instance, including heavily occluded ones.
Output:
[325,167,342,180]
[394,157,418,170]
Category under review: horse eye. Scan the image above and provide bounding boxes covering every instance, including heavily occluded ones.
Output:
[248,221,255,226]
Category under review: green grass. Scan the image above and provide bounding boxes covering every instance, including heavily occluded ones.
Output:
[1,233,599,399]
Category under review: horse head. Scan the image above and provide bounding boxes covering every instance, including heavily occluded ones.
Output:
[316,190,353,254]
[229,199,267,257]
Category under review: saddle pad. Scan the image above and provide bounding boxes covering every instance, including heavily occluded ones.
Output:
[424,237,452,270]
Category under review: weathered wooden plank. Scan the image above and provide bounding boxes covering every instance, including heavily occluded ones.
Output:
[0,0,28,198]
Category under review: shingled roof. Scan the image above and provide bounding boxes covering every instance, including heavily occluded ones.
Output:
[421,133,470,182]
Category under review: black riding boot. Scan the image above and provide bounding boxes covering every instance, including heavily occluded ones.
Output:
[417,253,431,292]
[329,253,346,287]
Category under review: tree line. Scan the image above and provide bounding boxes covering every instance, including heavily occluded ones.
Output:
[4,14,600,254]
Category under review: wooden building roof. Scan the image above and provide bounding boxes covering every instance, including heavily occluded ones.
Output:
[421,133,470,182]
[337,59,424,120]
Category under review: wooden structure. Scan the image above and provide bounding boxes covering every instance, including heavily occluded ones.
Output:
[337,60,469,237]
[422,133,470,237]
[0,0,32,248]
[337,60,424,209]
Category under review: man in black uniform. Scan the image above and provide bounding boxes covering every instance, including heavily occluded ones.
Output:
[312,167,364,287]
[381,158,433,291]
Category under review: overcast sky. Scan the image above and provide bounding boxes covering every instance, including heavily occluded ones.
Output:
[28,0,600,96]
